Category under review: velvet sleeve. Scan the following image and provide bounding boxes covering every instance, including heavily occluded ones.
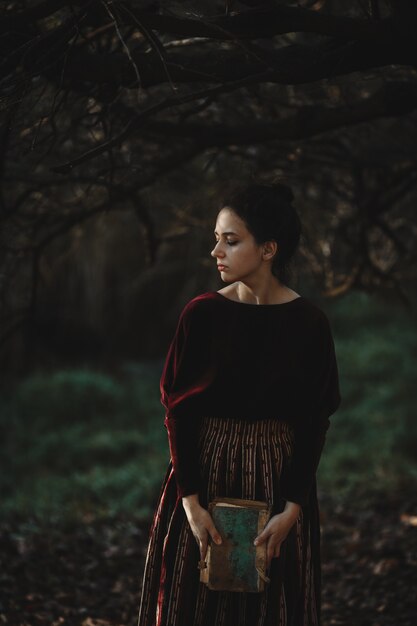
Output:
[281,311,342,507]
[160,300,213,499]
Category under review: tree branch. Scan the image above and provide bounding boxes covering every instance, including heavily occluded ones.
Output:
[53,34,406,92]
[117,4,390,42]
[50,70,271,173]
[142,82,417,145]
[0,0,69,29]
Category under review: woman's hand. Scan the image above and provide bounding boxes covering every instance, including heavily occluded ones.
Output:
[182,495,222,562]
[253,503,301,569]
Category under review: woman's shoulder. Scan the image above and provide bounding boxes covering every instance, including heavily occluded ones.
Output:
[296,295,330,319]
[182,291,218,311]
[177,291,219,325]
[296,298,337,344]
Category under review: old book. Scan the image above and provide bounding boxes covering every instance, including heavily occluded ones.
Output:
[199,497,272,593]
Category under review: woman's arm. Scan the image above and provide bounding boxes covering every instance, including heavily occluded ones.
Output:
[281,311,341,507]
[160,299,214,498]
[283,500,302,520]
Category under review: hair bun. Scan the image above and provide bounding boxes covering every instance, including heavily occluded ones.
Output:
[272,182,294,204]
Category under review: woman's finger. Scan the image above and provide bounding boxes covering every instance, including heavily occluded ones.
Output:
[199,530,209,560]
[265,536,282,566]
[207,521,223,546]
[266,537,276,565]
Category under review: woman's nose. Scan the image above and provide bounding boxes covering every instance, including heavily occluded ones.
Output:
[211,241,224,258]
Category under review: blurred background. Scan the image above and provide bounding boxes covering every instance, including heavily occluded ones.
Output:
[1,0,417,623]
[1,210,417,524]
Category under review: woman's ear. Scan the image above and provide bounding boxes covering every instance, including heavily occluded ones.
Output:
[262,240,278,261]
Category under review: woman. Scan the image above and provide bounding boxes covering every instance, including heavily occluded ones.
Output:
[137,182,341,626]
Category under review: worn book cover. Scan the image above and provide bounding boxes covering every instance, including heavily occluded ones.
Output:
[199,497,272,593]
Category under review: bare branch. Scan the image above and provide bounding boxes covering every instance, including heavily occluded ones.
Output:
[117,4,389,42]
[51,70,272,173]
[0,0,69,29]
[142,82,417,144]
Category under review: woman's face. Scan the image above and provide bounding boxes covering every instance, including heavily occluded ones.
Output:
[211,207,270,282]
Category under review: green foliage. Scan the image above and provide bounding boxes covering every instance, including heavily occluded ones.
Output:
[317,290,417,499]
[0,362,169,523]
[1,291,416,522]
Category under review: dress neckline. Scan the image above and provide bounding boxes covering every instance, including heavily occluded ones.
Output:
[212,291,304,307]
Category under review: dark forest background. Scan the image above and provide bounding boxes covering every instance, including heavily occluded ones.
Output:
[1,0,417,624]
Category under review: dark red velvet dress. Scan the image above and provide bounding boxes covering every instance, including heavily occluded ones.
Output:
[137,291,341,626]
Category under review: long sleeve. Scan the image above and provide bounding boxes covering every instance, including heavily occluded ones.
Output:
[281,311,342,507]
[160,299,214,498]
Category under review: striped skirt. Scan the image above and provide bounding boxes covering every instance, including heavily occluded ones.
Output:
[137,416,322,626]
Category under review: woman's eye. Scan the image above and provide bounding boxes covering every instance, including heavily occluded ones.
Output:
[213,238,237,246]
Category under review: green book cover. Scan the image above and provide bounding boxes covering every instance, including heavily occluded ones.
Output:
[200,497,272,593]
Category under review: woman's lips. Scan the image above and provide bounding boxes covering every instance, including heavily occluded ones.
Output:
[217,265,227,271]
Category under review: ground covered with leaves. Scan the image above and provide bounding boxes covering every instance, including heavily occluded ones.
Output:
[1,489,416,626]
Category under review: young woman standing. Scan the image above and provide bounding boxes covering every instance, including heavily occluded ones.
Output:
[137,182,341,626]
